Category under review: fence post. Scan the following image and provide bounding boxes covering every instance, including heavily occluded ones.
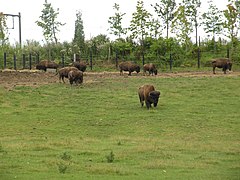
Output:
[115,50,118,69]
[61,53,65,67]
[13,54,17,70]
[169,53,173,71]
[36,53,39,64]
[29,53,32,70]
[4,52,7,69]
[22,54,26,69]
[142,53,145,65]
[90,49,93,70]
[197,48,200,69]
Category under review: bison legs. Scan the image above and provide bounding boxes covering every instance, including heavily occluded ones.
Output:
[145,101,151,109]
[59,76,65,83]
[139,95,144,107]
[213,67,216,74]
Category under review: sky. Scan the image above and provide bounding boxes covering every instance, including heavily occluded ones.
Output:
[0,0,228,45]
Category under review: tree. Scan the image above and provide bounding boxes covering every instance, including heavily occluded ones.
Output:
[182,0,201,46]
[202,0,223,52]
[108,3,126,39]
[0,12,8,46]
[90,34,110,59]
[151,0,176,39]
[73,10,85,56]
[129,0,152,64]
[171,5,192,50]
[223,2,239,46]
[36,0,65,44]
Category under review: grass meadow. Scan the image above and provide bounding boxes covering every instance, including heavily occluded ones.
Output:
[0,74,240,179]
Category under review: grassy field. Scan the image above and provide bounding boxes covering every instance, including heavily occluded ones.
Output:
[0,74,240,179]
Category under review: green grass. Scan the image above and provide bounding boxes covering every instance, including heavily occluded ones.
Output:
[0,75,240,179]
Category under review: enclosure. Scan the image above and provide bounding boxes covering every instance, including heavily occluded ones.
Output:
[0,70,239,179]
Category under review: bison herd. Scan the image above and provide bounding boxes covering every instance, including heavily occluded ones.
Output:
[34,57,233,109]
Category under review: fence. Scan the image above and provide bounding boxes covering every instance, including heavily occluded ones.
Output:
[0,49,233,71]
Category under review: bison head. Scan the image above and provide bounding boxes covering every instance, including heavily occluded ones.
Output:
[136,66,140,73]
[153,69,158,75]
[228,62,232,71]
[149,91,160,107]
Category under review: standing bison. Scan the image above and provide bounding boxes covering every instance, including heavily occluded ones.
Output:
[138,85,160,109]
[57,66,79,83]
[36,60,58,72]
[71,61,87,72]
[68,70,83,85]
[211,58,232,74]
[143,63,157,75]
[119,61,140,76]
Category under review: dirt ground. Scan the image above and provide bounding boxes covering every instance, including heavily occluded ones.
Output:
[0,69,239,90]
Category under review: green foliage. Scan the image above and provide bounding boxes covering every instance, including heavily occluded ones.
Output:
[89,34,110,60]
[223,3,239,45]
[36,0,65,44]
[57,162,68,174]
[171,5,192,49]
[73,10,85,55]
[129,0,152,41]
[106,151,115,163]
[60,152,72,161]
[0,12,8,45]
[151,0,177,39]
[108,3,126,39]
[201,0,223,38]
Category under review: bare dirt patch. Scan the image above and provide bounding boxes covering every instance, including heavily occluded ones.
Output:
[0,69,239,90]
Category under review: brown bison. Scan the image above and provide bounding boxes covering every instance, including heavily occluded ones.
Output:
[71,61,87,72]
[119,61,140,76]
[57,67,79,83]
[138,85,160,109]
[68,70,83,85]
[36,60,58,72]
[212,58,232,74]
[143,63,157,75]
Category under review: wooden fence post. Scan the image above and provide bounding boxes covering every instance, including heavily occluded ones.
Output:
[13,54,17,70]
[90,49,93,70]
[29,53,32,70]
[197,48,200,69]
[22,54,26,69]
[115,50,118,69]
[61,53,65,67]
[169,53,173,71]
[4,52,7,69]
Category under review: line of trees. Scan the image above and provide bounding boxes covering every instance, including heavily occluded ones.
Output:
[0,0,240,68]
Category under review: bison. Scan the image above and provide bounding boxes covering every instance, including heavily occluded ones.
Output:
[68,70,83,85]
[71,61,87,72]
[212,58,232,74]
[119,61,140,76]
[36,60,58,72]
[138,85,160,109]
[57,66,79,83]
[143,63,157,75]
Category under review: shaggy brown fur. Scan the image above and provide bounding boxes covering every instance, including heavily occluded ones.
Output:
[71,61,87,72]
[138,85,160,109]
[68,70,83,85]
[143,63,157,75]
[36,60,58,72]
[118,61,140,76]
[57,67,79,83]
[211,58,232,74]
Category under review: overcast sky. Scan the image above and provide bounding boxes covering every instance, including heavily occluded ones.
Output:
[0,0,228,45]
